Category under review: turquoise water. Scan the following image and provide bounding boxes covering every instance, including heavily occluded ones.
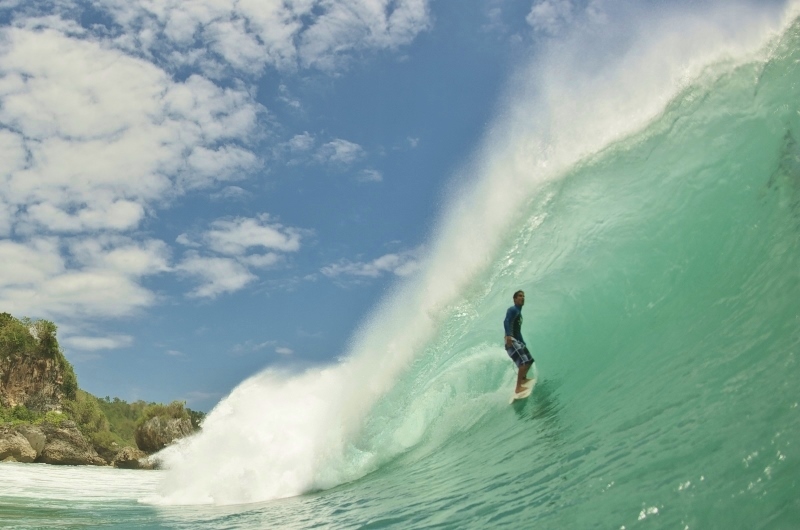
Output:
[3,10,800,530]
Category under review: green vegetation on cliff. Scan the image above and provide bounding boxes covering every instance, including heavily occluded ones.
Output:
[0,313,206,454]
[0,312,78,400]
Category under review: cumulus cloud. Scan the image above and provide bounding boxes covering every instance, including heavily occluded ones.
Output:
[0,0,432,328]
[0,27,261,238]
[315,138,366,167]
[0,23,262,318]
[203,214,302,255]
[67,236,171,276]
[280,134,370,170]
[176,253,257,299]
[95,0,432,74]
[175,214,306,297]
[239,253,282,269]
[288,132,315,152]
[0,237,167,319]
[321,248,421,279]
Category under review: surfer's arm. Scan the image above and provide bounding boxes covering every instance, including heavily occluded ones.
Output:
[503,307,516,346]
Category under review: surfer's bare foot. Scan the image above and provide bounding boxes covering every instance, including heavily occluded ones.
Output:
[515,386,524,394]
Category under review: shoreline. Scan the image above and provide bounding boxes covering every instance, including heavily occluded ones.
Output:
[0,420,160,469]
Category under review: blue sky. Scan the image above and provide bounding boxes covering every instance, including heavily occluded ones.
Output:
[0,0,791,412]
[0,0,545,410]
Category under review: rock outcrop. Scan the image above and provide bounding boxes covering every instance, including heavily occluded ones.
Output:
[0,425,37,462]
[37,422,105,466]
[135,416,193,453]
[112,446,152,469]
[0,356,64,411]
[16,424,46,455]
[0,423,170,467]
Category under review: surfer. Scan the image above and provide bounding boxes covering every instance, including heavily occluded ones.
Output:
[504,290,535,393]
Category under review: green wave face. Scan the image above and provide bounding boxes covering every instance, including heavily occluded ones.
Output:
[339,17,800,530]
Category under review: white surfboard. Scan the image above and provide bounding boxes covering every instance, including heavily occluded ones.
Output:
[509,376,536,404]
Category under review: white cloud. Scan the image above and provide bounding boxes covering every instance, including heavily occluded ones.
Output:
[6,268,159,319]
[316,138,365,166]
[321,248,421,279]
[184,145,260,190]
[357,169,383,183]
[67,236,171,276]
[13,14,87,36]
[176,233,200,247]
[0,238,62,285]
[279,132,316,165]
[297,0,432,70]
[62,334,134,351]
[239,253,283,269]
[275,346,294,355]
[288,132,315,152]
[98,0,432,74]
[526,0,608,35]
[23,200,145,234]
[0,237,164,319]
[0,27,261,236]
[176,253,257,298]
[0,0,434,323]
[281,133,371,169]
[0,200,16,237]
[0,23,268,317]
[278,84,302,109]
[526,0,574,34]
[205,214,303,255]
[175,214,306,297]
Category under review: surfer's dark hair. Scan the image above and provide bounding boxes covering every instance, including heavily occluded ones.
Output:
[513,290,524,299]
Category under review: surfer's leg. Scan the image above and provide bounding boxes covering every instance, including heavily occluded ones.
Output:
[516,362,532,393]
[518,362,532,389]
[518,344,535,387]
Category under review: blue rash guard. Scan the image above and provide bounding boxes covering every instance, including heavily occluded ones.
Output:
[504,304,524,345]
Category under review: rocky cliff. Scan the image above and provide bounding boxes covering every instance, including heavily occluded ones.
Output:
[135,416,194,453]
[0,421,158,468]
[0,313,76,411]
[0,421,100,465]
[0,314,199,468]
[0,355,65,411]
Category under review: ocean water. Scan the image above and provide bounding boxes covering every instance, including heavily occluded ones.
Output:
[3,7,800,530]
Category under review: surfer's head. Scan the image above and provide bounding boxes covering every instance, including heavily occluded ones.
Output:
[513,290,525,307]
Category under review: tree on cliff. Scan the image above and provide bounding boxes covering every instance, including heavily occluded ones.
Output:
[134,401,197,452]
[0,313,78,408]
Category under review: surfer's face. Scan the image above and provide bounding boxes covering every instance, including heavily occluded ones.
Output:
[514,292,525,306]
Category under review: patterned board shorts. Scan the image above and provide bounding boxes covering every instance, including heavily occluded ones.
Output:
[506,338,534,367]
